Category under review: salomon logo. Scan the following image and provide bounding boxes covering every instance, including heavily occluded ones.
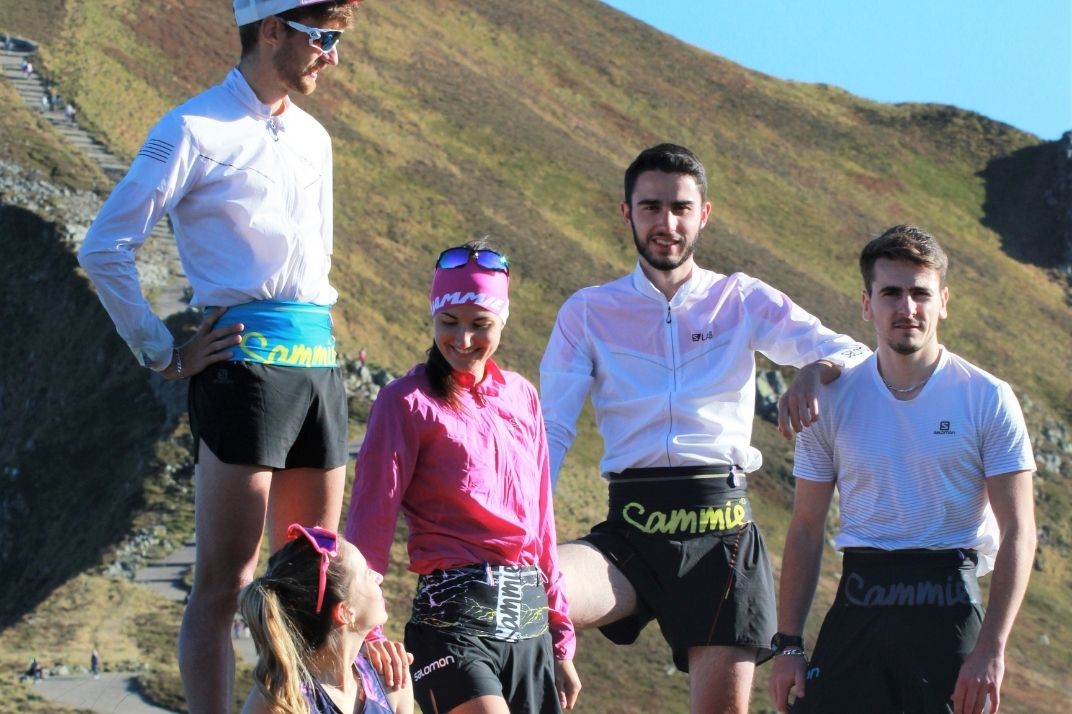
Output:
[412,655,456,682]
[933,421,955,435]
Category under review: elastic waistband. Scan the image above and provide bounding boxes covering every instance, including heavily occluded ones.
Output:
[608,465,738,482]
[842,548,978,567]
[214,300,336,368]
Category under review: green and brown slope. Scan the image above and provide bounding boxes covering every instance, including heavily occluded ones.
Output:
[1,1,1069,711]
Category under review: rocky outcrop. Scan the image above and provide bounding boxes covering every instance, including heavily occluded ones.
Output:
[1043,131,1072,278]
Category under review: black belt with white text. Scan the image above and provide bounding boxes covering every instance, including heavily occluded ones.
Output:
[607,465,751,538]
[409,563,549,642]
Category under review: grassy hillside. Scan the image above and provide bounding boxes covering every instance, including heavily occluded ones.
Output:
[2,0,1070,711]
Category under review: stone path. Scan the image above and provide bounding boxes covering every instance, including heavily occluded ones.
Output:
[0,33,189,318]
[132,540,258,667]
[2,31,248,714]
[30,674,176,714]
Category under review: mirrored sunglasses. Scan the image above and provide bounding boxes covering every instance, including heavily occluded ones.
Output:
[283,19,343,53]
[436,247,510,274]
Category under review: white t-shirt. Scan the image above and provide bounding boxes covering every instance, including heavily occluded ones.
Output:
[794,349,1035,574]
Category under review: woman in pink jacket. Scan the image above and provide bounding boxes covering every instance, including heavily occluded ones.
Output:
[345,239,580,714]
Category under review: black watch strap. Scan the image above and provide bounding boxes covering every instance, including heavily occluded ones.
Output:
[771,632,805,652]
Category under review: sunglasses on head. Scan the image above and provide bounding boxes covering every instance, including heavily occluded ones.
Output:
[435,247,510,275]
[283,19,344,53]
[286,523,339,614]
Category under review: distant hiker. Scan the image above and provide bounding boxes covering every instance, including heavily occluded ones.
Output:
[77,1,366,711]
[20,57,32,78]
[238,524,412,714]
[26,657,43,681]
[347,239,581,713]
[539,143,870,714]
[3,34,13,51]
[769,225,1037,714]
[63,102,75,123]
[90,647,100,679]
[40,95,49,112]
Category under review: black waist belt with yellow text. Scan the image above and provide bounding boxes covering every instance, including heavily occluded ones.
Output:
[607,465,751,538]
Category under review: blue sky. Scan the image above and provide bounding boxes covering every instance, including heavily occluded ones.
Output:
[602,0,1071,141]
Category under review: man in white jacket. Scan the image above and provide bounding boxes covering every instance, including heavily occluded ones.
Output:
[78,2,363,710]
[540,143,870,713]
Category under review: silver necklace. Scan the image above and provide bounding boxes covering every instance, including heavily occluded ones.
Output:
[882,375,929,394]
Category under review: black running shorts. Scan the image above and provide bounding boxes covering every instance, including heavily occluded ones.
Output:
[581,519,776,673]
[579,467,776,672]
[189,361,347,470]
[405,622,560,714]
[792,549,985,714]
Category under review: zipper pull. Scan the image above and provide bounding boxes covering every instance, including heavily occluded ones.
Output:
[473,390,486,407]
[666,304,672,324]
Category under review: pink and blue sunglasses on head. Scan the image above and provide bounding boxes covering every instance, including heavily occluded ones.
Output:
[286,523,338,614]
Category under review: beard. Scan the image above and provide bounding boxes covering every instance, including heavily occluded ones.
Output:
[274,44,320,96]
[887,322,928,355]
[890,339,924,355]
[630,220,698,272]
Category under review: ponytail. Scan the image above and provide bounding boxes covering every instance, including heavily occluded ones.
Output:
[238,534,351,713]
[425,342,463,410]
[239,582,312,714]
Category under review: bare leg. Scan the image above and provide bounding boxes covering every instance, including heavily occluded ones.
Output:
[687,645,757,714]
[179,441,272,714]
[265,465,346,550]
[557,540,638,628]
[444,695,512,714]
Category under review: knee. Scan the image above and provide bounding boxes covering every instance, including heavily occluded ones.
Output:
[190,563,256,609]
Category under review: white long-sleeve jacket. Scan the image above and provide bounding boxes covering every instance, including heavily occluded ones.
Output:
[78,68,336,369]
[539,263,870,485]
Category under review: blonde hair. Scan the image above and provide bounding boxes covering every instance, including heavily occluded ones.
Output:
[240,582,315,714]
[238,536,352,713]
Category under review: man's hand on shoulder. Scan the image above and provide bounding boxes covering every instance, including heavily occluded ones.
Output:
[777,360,839,439]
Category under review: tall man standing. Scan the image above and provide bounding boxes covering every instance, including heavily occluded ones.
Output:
[539,143,870,713]
[78,1,362,710]
[769,225,1037,714]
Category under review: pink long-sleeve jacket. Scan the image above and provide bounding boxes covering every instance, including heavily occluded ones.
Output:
[345,360,575,660]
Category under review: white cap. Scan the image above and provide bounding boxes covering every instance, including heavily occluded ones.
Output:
[233,0,336,26]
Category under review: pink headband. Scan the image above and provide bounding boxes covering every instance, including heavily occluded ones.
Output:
[430,260,510,322]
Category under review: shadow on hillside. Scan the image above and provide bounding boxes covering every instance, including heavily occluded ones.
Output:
[979,140,1065,268]
[0,205,166,628]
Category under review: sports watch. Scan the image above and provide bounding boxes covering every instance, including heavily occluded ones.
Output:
[770,632,805,654]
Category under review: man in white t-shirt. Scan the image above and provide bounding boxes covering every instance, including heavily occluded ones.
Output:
[769,225,1037,714]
